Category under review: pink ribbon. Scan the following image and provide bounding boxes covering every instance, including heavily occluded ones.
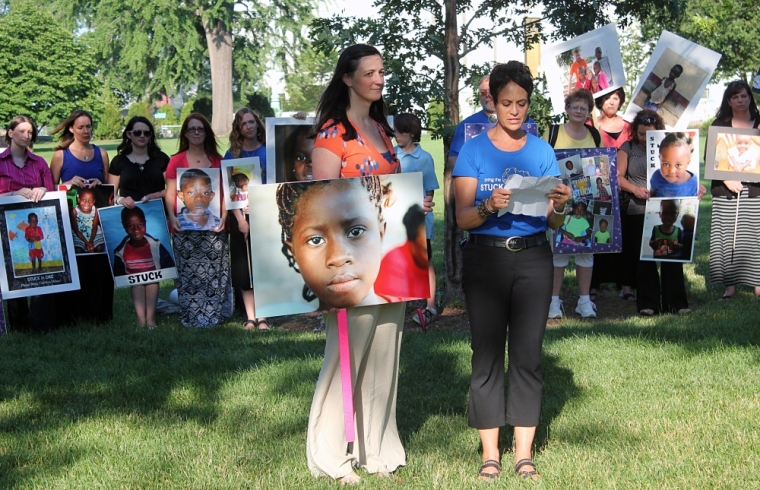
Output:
[337,309,354,442]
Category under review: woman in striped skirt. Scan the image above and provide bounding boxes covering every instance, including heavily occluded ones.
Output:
[709,81,760,299]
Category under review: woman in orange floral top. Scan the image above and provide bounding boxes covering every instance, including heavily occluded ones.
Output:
[305,44,431,484]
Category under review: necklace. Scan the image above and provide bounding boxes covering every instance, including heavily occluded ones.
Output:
[187,151,207,166]
[72,145,92,161]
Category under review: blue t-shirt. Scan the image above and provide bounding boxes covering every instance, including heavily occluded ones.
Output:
[650,170,698,197]
[453,133,559,237]
[224,146,267,184]
[396,144,440,239]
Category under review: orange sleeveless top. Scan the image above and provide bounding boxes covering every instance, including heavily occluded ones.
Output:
[314,119,401,178]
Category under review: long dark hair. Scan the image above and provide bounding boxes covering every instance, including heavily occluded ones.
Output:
[117,116,162,157]
[715,80,759,123]
[176,113,221,159]
[52,110,93,150]
[228,108,265,158]
[5,115,37,147]
[311,44,393,141]
[628,109,665,144]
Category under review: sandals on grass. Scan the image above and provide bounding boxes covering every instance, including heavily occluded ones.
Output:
[514,458,539,480]
[243,318,271,331]
[477,459,501,481]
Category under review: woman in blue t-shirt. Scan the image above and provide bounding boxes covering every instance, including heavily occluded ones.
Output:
[452,61,570,482]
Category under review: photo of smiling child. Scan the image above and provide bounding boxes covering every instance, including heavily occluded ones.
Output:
[282,125,315,182]
[726,135,759,172]
[25,213,45,274]
[175,168,222,230]
[64,185,114,255]
[648,131,700,198]
[221,158,260,210]
[557,200,593,248]
[593,216,612,244]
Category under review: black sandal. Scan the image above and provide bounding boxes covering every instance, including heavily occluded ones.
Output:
[243,319,257,331]
[477,459,501,481]
[514,459,539,480]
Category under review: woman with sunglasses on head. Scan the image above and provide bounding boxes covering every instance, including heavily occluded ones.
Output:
[224,108,270,330]
[0,115,58,332]
[50,109,114,326]
[709,81,760,300]
[163,113,232,328]
[108,116,170,329]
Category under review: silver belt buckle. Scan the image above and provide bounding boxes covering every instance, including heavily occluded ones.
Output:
[505,236,524,252]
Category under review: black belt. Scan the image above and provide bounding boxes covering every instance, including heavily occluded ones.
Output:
[469,232,548,252]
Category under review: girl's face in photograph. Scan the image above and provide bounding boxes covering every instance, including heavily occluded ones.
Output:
[636,124,655,146]
[8,122,34,149]
[239,112,258,140]
[70,116,93,144]
[124,215,147,243]
[343,55,385,105]
[599,221,608,232]
[728,88,751,115]
[28,215,38,227]
[286,180,385,309]
[659,144,691,183]
[573,203,586,216]
[127,122,152,149]
[78,191,96,213]
[494,82,529,132]
[293,134,315,181]
[185,118,206,147]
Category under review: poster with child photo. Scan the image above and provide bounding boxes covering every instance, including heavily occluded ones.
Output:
[98,199,177,288]
[265,117,316,183]
[640,198,699,263]
[645,130,700,198]
[221,157,261,210]
[59,184,115,255]
[0,192,80,298]
[247,173,427,318]
[552,147,622,254]
[704,127,760,182]
[174,168,222,231]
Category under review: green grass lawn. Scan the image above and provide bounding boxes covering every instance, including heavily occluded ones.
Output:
[2,135,759,488]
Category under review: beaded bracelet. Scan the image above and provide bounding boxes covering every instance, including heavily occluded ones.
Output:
[477,197,496,220]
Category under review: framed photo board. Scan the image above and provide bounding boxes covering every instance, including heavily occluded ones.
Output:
[704,127,760,182]
[221,157,261,210]
[0,192,80,298]
[551,147,622,254]
[640,197,699,263]
[98,199,177,288]
[248,173,428,318]
[175,168,222,231]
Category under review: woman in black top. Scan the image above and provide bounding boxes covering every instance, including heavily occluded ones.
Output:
[107,116,170,328]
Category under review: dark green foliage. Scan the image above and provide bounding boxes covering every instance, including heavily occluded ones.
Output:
[0,1,100,127]
[241,92,275,118]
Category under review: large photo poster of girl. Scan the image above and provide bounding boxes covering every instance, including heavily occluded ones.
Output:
[0,192,80,298]
[552,147,622,254]
[248,173,427,318]
[98,199,177,288]
[266,117,316,183]
[59,184,115,255]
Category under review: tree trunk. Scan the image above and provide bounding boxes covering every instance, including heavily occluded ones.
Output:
[442,0,464,306]
[203,16,233,137]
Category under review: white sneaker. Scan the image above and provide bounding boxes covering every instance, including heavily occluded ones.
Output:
[575,301,597,318]
[548,298,564,319]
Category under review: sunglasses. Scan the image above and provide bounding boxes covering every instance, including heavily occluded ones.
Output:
[638,116,658,125]
[129,130,152,137]
[187,127,205,134]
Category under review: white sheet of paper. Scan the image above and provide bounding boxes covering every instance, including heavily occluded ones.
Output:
[498,175,563,217]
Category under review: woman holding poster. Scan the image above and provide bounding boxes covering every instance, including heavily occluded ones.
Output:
[454,61,570,481]
[0,115,57,331]
[50,110,114,325]
[164,113,232,328]
[306,44,433,484]
[709,81,760,299]
[108,116,170,329]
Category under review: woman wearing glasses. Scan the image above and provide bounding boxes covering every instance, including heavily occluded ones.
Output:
[108,116,170,329]
[163,113,233,327]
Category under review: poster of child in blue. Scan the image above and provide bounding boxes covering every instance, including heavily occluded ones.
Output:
[552,147,622,254]
[0,192,80,299]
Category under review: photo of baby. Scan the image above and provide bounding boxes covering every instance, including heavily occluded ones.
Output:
[640,198,699,263]
[625,32,720,128]
[99,199,177,288]
[61,185,114,255]
[0,192,80,298]
[704,127,760,182]
[247,173,425,318]
[647,130,700,198]
[221,157,260,210]
[175,168,222,231]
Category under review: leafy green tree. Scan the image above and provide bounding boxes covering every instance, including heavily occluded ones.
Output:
[619,20,653,98]
[95,83,123,140]
[311,0,683,302]
[0,1,100,128]
[47,0,317,136]
[282,45,337,113]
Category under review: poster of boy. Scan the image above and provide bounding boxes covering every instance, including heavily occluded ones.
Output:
[98,200,177,288]
[0,192,80,299]
[646,130,700,198]
[174,168,222,231]
[541,24,626,114]
[59,184,114,255]
[624,31,720,129]
[640,198,699,263]
[552,147,622,254]
[221,157,261,210]
[704,127,760,182]
[247,173,426,318]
